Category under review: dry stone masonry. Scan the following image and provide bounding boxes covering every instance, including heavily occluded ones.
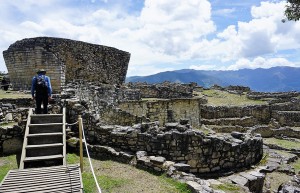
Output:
[125,81,196,99]
[2,37,300,192]
[3,37,130,92]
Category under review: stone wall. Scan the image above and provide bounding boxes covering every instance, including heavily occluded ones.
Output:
[251,125,300,138]
[272,111,300,126]
[3,37,130,92]
[0,125,24,155]
[118,98,207,127]
[0,98,33,108]
[200,105,271,124]
[125,82,195,99]
[63,91,263,174]
[247,91,299,100]
[0,106,29,155]
[91,123,263,174]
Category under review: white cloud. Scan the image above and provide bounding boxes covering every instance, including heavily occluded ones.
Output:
[189,64,217,70]
[138,0,216,55]
[188,1,300,66]
[227,57,294,70]
[251,1,285,19]
[0,0,300,75]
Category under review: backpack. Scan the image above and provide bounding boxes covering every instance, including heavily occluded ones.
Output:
[35,75,48,92]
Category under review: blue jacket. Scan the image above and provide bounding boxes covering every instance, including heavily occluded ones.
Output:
[31,73,52,97]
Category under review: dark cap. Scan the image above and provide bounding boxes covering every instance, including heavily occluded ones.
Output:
[37,69,46,73]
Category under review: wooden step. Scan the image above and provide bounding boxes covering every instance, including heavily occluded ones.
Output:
[23,154,64,168]
[26,143,63,157]
[26,143,63,149]
[0,164,83,193]
[31,114,63,124]
[27,133,63,145]
[24,154,64,162]
[29,123,63,134]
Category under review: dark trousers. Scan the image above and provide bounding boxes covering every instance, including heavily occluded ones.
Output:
[36,94,48,114]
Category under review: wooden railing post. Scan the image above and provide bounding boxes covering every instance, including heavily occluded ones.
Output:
[78,115,83,173]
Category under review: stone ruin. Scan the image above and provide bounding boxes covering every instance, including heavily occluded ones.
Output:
[3,37,130,92]
[1,38,300,193]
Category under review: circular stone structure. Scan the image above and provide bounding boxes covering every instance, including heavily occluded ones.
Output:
[3,37,131,92]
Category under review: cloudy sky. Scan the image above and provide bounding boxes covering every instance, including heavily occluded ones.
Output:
[0,0,299,77]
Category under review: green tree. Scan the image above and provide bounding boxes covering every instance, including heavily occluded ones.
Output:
[285,0,300,21]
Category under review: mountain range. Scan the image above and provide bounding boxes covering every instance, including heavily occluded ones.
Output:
[126,66,300,92]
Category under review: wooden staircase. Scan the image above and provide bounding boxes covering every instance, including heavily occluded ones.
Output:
[0,108,84,192]
[20,108,66,169]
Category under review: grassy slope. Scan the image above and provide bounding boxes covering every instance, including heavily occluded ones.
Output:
[195,89,267,106]
[0,154,191,193]
[69,153,191,193]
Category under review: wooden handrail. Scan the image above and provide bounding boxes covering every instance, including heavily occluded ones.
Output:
[19,108,33,169]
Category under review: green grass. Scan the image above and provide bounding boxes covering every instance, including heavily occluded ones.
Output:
[211,183,242,193]
[263,138,300,150]
[258,153,269,166]
[292,158,300,174]
[0,122,18,127]
[67,153,192,193]
[81,173,129,193]
[0,155,18,182]
[196,89,266,106]
[159,174,192,193]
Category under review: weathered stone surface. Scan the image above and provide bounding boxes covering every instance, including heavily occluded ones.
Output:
[228,175,248,186]
[3,37,130,92]
[278,175,300,193]
[126,82,196,99]
[231,131,244,139]
[150,156,166,165]
[2,137,22,154]
[173,163,191,172]
[4,113,13,121]
[67,137,79,148]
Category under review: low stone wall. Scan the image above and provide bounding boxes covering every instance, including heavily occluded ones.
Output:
[272,111,300,126]
[100,107,146,126]
[118,98,206,127]
[65,96,263,174]
[90,123,263,174]
[200,105,271,124]
[84,145,215,192]
[225,85,251,93]
[270,100,300,111]
[0,98,33,108]
[201,116,258,127]
[0,105,29,155]
[247,91,299,100]
[125,82,195,99]
[251,125,300,138]
[0,125,23,155]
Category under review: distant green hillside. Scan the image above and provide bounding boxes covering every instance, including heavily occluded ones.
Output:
[126,66,300,92]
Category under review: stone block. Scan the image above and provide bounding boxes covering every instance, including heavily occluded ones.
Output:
[174,163,191,172]
[228,175,248,186]
[150,156,166,165]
